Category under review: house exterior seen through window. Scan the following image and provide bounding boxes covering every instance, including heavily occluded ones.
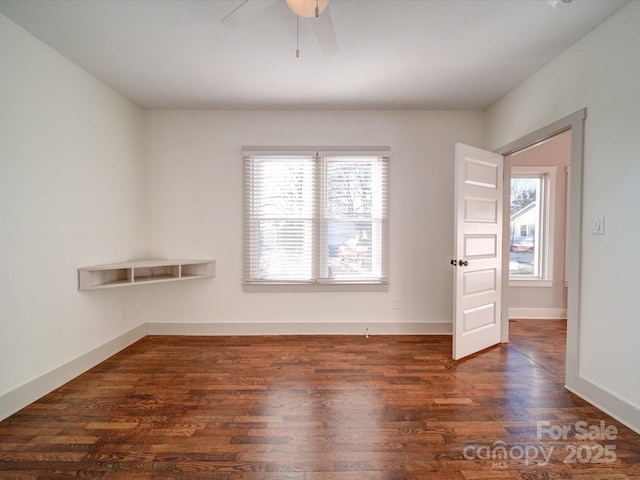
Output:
[509,167,556,280]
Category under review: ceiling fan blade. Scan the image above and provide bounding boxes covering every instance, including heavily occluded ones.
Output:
[311,5,338,56]
[221,0,278,28]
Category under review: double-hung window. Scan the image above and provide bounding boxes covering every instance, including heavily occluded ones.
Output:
[509,166,557,283]
[244,149,389,285]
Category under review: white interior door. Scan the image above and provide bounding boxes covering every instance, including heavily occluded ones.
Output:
[453,143,503,360]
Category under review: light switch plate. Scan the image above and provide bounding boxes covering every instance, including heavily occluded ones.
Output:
[593,216,605,235]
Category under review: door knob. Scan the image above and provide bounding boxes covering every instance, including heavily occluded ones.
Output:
[459,260,469,267]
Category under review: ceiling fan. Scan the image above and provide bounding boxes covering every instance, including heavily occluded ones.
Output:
[221,0,338,57]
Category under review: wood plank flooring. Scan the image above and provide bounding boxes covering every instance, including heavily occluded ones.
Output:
[1,320,639,479]
[508,319,567,377]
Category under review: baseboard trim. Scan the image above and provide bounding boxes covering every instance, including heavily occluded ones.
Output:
[145,321,453,336]
[509,307,567,319]
[565,375,640,435]
[0,324,146,422]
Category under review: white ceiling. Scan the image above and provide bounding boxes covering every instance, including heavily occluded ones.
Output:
[0,0,629,109]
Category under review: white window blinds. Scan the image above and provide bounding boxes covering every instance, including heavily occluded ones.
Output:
[244,150,389,285]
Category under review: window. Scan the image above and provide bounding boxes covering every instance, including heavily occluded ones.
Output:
[509,166,556,281]
[244,149,389,285]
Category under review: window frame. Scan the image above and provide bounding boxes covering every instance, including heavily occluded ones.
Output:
[243,147,390,290]
[509,166,557,287]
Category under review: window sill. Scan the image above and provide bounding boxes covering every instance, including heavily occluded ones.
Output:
[509,279,553,288]
[243,282,389,293]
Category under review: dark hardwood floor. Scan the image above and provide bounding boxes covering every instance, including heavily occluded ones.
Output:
[1,321,639,479]
[508,318,567,378]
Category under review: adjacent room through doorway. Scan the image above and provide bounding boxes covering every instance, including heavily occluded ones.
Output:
[506,130,571,322]
[504,130,572,379]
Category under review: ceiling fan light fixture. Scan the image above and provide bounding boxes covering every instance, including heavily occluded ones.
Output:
[285,0,329,18]
[549,0,573,8]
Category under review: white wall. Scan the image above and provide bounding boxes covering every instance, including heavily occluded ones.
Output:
[0,15,147,408]
[486,2,640,427]
[144,110,484,333]
[508,131,571,318]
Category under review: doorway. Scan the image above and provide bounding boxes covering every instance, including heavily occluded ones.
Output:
[506,131,571,320]
[495,108,586,389]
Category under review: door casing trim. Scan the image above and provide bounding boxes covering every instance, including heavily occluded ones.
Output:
[493,107,586,391]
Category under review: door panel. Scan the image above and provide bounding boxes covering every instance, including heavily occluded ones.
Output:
[465,198,498,223]
[463,269,496,296]
[465,158,499,187]
[463,303,496,331]
[464,234,497,258]
[453,143,503,360]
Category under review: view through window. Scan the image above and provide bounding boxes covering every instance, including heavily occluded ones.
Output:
[509,165,557,281]
[244,151,389,285]
[510,175,542,276]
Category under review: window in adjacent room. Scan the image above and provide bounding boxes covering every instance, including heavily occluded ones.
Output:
[243,149,389,286]
[509,166,556,281]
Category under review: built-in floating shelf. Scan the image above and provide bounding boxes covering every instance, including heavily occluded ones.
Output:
[78,260,215,291]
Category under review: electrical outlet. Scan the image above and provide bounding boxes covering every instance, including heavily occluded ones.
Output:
[392,298,400,310]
